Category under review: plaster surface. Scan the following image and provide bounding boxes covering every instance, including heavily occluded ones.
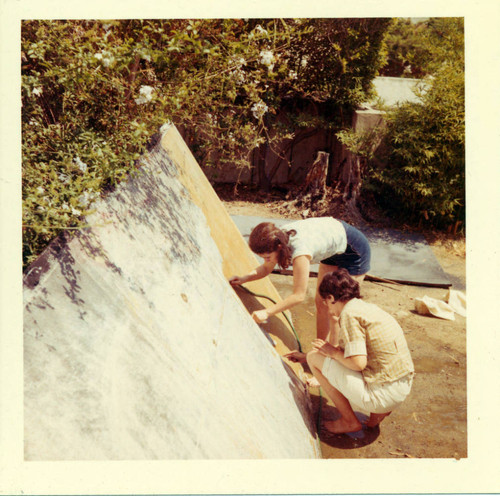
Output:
[23,126,320,460]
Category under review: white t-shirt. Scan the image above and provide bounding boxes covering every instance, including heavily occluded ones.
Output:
[282,217,347,266]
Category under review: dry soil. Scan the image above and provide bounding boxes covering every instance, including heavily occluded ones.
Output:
[220,191,467,459]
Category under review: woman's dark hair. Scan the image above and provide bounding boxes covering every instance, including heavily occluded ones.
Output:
[249,222,295,269]
[319,268,361,302]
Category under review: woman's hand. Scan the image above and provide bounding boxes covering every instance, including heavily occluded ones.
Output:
[312,339,340,359]
[252,309,269,323]
[283,350,307,363]
[229,275,245,286]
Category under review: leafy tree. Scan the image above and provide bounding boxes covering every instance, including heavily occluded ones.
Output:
[370,18,465,228]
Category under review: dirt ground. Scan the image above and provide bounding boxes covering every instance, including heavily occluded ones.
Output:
[218,186,467,460]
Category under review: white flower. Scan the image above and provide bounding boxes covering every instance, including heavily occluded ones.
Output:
[74,156,87,173]
[71,207,82,216]
[301,55,309,68]
[58,173,70,184]
[32,87,43,97]
[94,50,115,67]
[251,100,268,120]
[260,50,275,70]
[135,85,155,105]
[254,25,268,36]
[289,70,298,80]
[230,68,246,84]
[259,50,275,73]
[230,56,246,69]
[78,190,98,208]
[28,118,39,126]
[36,186,45,195]
[206,113,218,125]
[61,203,70,211]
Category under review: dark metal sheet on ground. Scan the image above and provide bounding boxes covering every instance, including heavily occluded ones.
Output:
[230,215,452,288]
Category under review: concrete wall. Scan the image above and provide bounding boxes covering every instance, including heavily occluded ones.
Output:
[23,125,320,460]
[371,76,426,107]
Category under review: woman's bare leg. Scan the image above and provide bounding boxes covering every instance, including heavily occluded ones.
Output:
[307,350,362,433]
[315,263,340,341]
[287,270,366,367]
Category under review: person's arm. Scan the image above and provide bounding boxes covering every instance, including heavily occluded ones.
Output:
[312,339,367,372]
[229,260,276,286]
[252,255,310,323]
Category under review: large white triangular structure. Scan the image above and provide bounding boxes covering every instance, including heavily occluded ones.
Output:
[23,124,320,460]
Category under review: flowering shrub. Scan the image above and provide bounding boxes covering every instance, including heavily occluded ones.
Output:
[22,18,391,269]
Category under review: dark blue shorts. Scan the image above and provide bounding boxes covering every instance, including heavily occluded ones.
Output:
[320,221,371,276]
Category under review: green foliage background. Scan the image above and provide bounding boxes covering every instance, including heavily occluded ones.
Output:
[373,18,465,227]
[22,18,391,269]
[22,17,464,270]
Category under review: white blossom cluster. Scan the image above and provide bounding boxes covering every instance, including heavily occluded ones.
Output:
[35,187,52,213]
[259,50,275,72]
[61,202,83,216]
[249,24,268,39]
[94,50,115,68]
[251,100,268,120]
[135,85,155,105]
[229,56,246,84]
[58,172,71,185]
[74,156,88,173]
[77,189,99,208]
[32,87,43,97]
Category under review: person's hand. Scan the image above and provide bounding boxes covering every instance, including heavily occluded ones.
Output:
[283,350,307,363]
[252,309,269,323]
[229,275,244,286]
[312,339,339,358]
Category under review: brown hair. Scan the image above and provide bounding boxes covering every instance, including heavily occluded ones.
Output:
[248,222,295,269]
[319,268,361,302]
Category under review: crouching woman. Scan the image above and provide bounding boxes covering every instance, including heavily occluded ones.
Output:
[307,269,414,434]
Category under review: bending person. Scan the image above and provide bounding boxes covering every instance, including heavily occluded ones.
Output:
[229,217,371,362]
[307,269,414,434]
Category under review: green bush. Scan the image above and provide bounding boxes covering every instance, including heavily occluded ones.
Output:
[338,18,465,229]
[22,18,392,269]
[373,18,465,228]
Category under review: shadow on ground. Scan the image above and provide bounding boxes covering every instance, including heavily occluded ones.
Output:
[309,389,381,450]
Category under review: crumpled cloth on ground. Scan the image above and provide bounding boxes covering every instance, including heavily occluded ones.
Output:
[446,289,466,317]
[415,290,466,321]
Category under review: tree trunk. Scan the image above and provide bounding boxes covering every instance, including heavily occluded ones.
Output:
[301,151,330,198]
[340,153,363,202]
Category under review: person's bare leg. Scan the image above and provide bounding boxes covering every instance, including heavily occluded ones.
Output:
[316,263,340,341]
[366,412,391,428]
[307,269,366,387]
[285,264,343,366]
[307,351,362,433]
